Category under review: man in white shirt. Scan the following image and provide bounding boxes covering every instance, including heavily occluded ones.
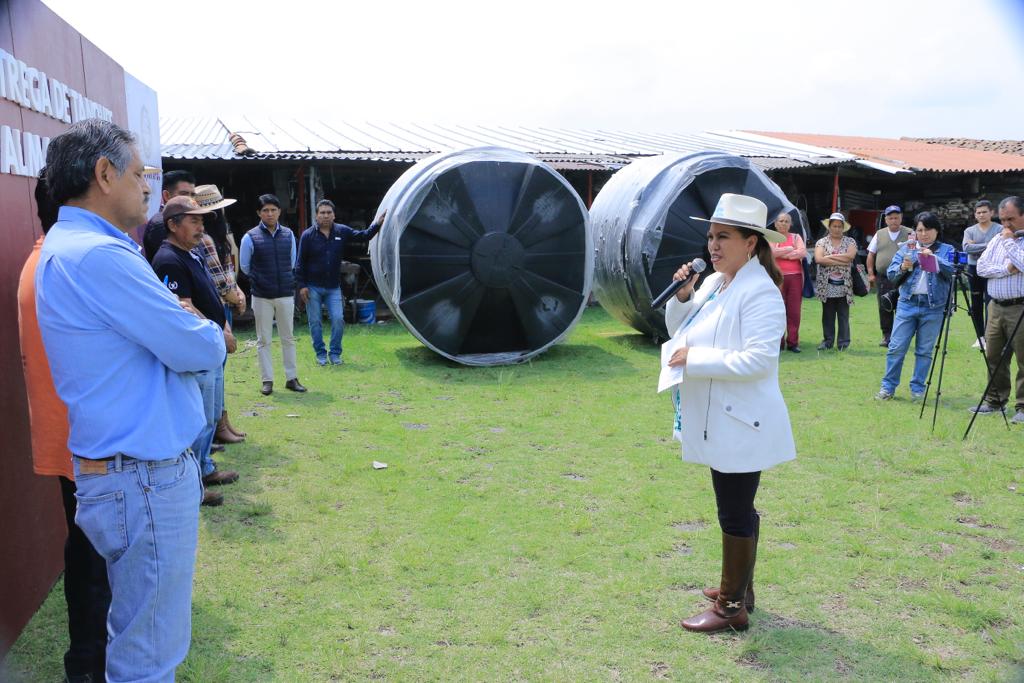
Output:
[866,206,912,346]
[973,196,1024,422]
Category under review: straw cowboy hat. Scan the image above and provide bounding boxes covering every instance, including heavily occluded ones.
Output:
[162,196,213,223]
[691,193,785,243]
[194,184,237,212]
[820,212,852,232]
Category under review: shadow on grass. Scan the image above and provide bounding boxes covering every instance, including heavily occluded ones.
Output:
[391,343,642,382]
[739,612,941,680]
[600,332,660,356]
[200,443,290,545]
[179,600,277,682]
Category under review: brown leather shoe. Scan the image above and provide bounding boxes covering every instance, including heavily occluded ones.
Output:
[223,410,246,438]
[201,489,224,506]
[261,381,273,395]
[682,532,755,633]
[215,414,244,444]
[702,512,759,611]
[285,378,307,393]
[202,470,239,486]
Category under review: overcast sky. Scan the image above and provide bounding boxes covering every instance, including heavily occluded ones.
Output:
[42,0,1024,140]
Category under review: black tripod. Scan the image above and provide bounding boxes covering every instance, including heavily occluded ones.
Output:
[963,301,1024,439]
[918,268,990,431]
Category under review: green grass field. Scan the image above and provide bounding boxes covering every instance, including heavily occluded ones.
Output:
[6,297,1024,682]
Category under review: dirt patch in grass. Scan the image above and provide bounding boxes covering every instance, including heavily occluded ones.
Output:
[984,537,1017,552]
[897,577,929,591]
[672,520,708,532]
[957,516,1000,529]
[737,653,770,671]
[648,661,671,679]
[926,542,957,559]
[952,491,974,506]
[822,594,848,615]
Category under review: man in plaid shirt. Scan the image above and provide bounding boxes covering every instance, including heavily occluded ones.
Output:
[974,196,1024,423]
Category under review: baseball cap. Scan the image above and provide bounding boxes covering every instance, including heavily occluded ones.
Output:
[883,205,902,215]
[163,196,213,223]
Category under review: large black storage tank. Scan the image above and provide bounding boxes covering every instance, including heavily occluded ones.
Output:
[589,151,796,340]
[370,147,593,366]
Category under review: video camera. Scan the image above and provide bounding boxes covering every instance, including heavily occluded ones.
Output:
[945,250,969,269]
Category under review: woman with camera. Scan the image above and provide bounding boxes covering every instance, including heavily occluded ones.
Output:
[875,212,955,401]
[814,213,857,350]
[660,193,796,634]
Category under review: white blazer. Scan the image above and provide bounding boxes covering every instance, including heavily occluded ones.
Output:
[662,258,796,473]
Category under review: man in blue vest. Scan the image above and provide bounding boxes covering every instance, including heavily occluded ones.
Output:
[240,194,306,395]
[296,199,385,365]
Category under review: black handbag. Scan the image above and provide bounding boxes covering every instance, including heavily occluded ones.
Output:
[851,263,869,297]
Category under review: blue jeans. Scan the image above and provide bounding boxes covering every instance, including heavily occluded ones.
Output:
[881,299,945,395]
[73,451,201,683]
[192,364,224,477]
[307,285,344,359]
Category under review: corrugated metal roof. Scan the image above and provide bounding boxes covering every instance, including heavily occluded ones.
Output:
[749,131,1024,173]
[160,117,848,171]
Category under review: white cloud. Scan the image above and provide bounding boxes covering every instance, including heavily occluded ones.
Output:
[42,0,1024,138]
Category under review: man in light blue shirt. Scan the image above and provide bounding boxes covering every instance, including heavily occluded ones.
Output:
[36,119,226,683]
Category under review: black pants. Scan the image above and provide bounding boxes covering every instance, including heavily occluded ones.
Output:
[710,469,761,537]
[59,476,111,679]
[967,265,989,339]
[821,297,851,347]
[876,277,898,341]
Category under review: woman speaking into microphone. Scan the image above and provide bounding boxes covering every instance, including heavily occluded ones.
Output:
[658,193,797,634]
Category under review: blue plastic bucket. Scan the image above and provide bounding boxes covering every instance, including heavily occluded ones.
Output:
[355,299,376,324]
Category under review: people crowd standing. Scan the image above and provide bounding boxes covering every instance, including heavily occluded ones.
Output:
[19,118,1024,674]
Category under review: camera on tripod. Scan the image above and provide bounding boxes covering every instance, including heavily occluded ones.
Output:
[945,249,969,270]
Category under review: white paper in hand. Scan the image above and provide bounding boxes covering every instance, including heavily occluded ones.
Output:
[658,336,686,393]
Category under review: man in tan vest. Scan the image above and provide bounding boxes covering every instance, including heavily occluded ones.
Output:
[866,205,913,346]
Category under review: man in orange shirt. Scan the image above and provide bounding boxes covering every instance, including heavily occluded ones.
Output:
[18,168,110,683]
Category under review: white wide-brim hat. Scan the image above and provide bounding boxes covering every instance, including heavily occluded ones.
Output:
[690,193,785,243]
[820,212,852,232]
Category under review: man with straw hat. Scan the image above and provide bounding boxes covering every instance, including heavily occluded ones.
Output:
[192,184,249,443]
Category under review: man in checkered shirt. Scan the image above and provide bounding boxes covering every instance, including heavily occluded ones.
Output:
[974,196,1024,423]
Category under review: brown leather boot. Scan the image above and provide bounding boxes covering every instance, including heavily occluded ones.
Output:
[215,413,244,444]
[223,410,246,438]
[702,512,759,611]
[682,532,755,633]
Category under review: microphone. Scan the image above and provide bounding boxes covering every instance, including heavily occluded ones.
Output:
[651,258,707,308]
[1015,230,1024,238]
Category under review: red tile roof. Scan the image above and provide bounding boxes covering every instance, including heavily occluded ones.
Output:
[907,137,1024,157]
[748,131,1024,173]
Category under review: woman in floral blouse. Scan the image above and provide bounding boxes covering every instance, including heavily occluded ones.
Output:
[814,212,857,351]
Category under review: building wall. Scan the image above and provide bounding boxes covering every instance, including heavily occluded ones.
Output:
[0,0,131,656]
